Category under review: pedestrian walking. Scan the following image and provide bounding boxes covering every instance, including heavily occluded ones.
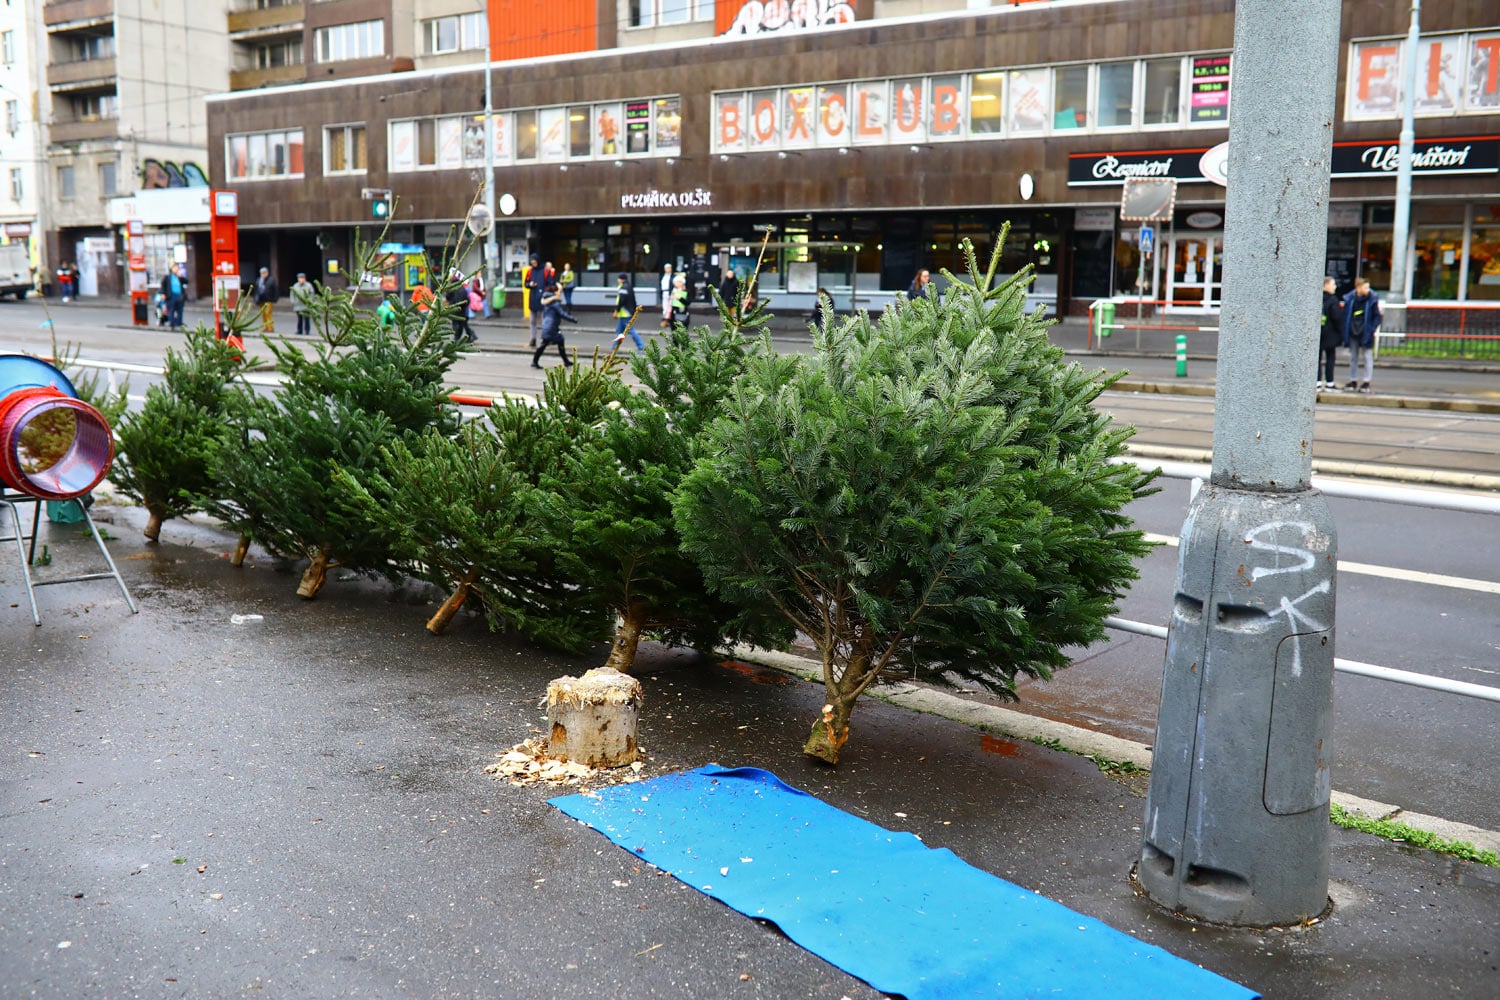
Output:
[659,262,675,329]
[1317,276,1343,390]
[58,262,76,301]
[160,262,188,330]
[446,270,476,343]
[524,255,547,347]
[253,267,279,333]
[1341,276,1382,393]
[469,269,489,318]
[611,273,644,350]
[531,284,577,369]
[291,272,316,337]
[669,273,690,328]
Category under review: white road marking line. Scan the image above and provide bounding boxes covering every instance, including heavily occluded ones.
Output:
[1141,532,1500,596]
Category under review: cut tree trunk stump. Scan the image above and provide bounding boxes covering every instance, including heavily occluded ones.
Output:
[546,667,643,768]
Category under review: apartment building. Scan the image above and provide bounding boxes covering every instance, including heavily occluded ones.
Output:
[0,4,45,279]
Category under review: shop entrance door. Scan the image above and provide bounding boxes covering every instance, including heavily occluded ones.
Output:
[1167,232,1222,312]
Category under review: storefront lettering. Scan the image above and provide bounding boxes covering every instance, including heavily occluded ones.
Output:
[621,189,714,210]
[1360,143,1472,172]
[1091,155,1176,180]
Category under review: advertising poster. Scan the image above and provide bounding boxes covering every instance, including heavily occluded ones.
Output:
[928,75,964,139]
[390,120,415,171]
[1348,40,1402,119]
[891,78,925,141]
[463,116,486,167]
[782,87,815,147]
[816,84,848,145]
[1470,33,1500,110]
[713,94,745,152]
[438,117,464,169]
[1415,37,1460,113]
[625,100,651,154]
[492,112,513,164]
[852,80,887,143]
[594,103,622,156]
[749,90,779,148]
[538,107,568,160]
[1189,55,1231,123]
[654,97,682,154]
[1007,69,1049,133]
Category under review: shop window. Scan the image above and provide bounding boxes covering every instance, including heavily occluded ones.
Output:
[1007,69,1051,134]
[1358,232,1393,293]
[1412,229,1465,300]
[1467,227,1500,300]
[1096,62,1135,128]
[1142,58,1183,126]
[1053,66,1089,130]
[969,73,1004,135]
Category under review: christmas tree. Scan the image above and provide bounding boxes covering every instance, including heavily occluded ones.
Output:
[536,307,790,673]
[207,276,468,598]
[675,235,1157,763]
[109,327,249,541]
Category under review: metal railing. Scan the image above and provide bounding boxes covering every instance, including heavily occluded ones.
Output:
[1380,301,1500,361]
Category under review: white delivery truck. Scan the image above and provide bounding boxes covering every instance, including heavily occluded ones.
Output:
[0,244,31,299]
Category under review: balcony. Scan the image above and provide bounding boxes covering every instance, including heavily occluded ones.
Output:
[44,0,112,29]
[50,116,118,144]
[230,64,305,91]
[228,3,304,37]
[47,56,116,90]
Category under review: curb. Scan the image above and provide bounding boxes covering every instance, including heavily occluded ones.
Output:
[728,645,1500,857]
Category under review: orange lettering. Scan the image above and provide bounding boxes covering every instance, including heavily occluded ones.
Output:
[821,93,846,138]
[894,84,922,133]
[1426,40,1442,97]
[857,91,882,138]
[1478,38,1500,97]
[787,92,812,140]
[753,98,776,142]
[720,102,741,146]
[931,85,960,134]
[1357,44,1397,102]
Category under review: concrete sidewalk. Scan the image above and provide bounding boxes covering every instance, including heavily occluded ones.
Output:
[1,502,1496,998]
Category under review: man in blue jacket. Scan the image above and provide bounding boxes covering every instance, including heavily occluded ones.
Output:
[1341,276,1381,393]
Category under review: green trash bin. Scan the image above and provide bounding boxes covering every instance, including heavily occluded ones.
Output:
[491,288,507,312]
[1093,300,1116,340]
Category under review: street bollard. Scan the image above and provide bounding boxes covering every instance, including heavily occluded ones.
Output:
[1175,334,1187,377]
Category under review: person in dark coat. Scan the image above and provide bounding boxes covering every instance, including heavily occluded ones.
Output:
[160,262,188,330]
[531,285,576,369]
[445,270,475,343]
[1340,276,1382,393]
[1317,276,1343,390]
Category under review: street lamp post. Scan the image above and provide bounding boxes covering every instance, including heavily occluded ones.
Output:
[482,5,497,293]
[1388,0,1421,317]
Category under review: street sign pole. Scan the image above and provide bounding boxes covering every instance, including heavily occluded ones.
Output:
[1137,0,1342,927]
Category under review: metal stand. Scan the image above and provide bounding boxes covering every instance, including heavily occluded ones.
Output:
[0,489,139,626]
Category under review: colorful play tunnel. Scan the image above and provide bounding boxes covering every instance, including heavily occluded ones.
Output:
[0,355,115,501]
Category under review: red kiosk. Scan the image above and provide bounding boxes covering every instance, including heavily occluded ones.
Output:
[126,219,147,326]
[210,190,240,346]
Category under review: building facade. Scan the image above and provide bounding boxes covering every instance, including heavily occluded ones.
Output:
[189,0,1497,317]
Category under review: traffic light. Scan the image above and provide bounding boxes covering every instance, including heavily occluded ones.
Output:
[371,197,390,220]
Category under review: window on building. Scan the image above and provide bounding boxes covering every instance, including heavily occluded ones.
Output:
[514,109,537,160]
[326,123,366,173]
[1,31,14,66]
[225,129,304,179]
[71,93,117,120]
[423,12,485,54]
[5,100,17,136]
[315,20,385,64]
[257,38,302,69]
[569,106,590,157]
[1467,225,1500,301]
[969,73,1004,135]
[1142,57,1183,126]
[629,0,713,28]
[98,160,117,196]
[1095,61,1135,128]
[57,165,75,199]
[70,33,114,62]
[9,168,21,203]
[1053,65,1090,130]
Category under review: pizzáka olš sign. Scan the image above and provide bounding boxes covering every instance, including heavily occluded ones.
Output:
[1068,136,1499,186]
